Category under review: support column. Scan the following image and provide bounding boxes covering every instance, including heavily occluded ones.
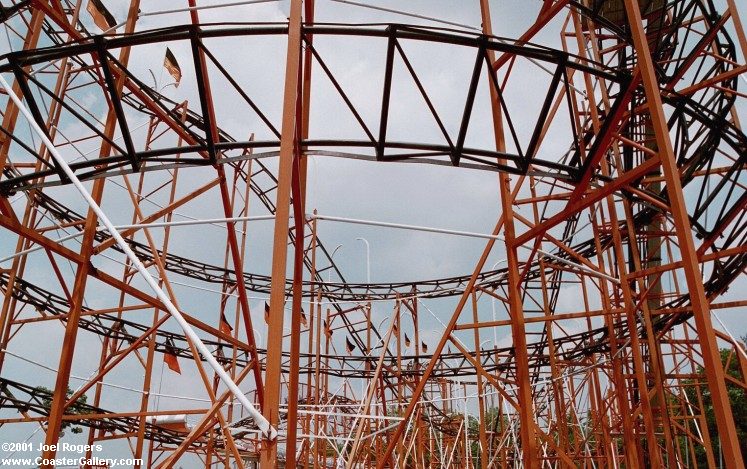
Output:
[479,1,538,466]
[41,3,140,465]
[260,0,304,466]
[623,1,745,467]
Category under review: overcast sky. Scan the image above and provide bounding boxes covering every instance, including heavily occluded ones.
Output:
[0,0,745,464]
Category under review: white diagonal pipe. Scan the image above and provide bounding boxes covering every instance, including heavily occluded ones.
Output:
[0,73,276,440]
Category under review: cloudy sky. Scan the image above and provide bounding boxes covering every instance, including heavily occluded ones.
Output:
[0,0,745,464]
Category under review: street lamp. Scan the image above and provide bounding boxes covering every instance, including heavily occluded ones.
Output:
[364,316,390,357]
[490,259,507,349]
[328,244,343,282]
[356,237,370,285]
[253,328,264,349]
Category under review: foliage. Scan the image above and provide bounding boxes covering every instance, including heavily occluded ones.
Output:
[467,407,508,466]
[34,386,88,436]
[682,336,747,466]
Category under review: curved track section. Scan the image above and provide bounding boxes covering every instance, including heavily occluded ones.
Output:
[0,1,745,467]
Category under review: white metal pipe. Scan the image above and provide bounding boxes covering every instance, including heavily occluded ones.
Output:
[311,213,620,283]
[312,213,503,240]
[281,408,404,421]
[463,391,470,468]
[712,310,747,360]
[103,0,281,34]
[0,230,84,263]
[0,73,276,440]
[117,214,276,229]
[0,215,276,263]
[327,0,589,97]
[2,207,619,283]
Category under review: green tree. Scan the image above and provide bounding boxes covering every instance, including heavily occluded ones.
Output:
[683,338,747,466]
[467,407,509,467]
[34,386,88,436]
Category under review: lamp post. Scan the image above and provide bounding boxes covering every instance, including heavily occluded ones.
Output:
[253,328,264,349]
[364,316,390,357]
[329,244,343,282]
[377,316,390,334]
[356,237,370,285]
[490,260,507,349]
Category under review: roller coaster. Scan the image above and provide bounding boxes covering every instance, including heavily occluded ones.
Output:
[0,0,745,467]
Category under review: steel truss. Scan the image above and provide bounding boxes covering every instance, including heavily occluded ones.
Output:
[0,0,745,468]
